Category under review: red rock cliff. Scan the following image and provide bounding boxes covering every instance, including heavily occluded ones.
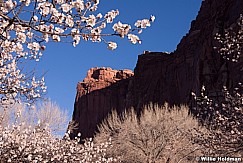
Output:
[72,67,134,139]
[71,0,243,139]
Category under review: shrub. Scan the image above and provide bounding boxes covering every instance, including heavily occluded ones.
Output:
[95,104,208,163]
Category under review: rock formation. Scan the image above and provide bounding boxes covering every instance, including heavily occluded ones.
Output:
[72,67,134,139]
[71,0,243,139]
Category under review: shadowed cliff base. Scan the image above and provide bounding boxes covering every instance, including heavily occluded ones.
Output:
[71,0,243,140]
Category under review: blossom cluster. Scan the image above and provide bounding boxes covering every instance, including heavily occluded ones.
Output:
[1,0,154,48]
[0,0,154,106]
[214,14,243,62]
[0,101,118,162]
[191,83,243,155]
[192,14,243,153]
[0,124,117,162]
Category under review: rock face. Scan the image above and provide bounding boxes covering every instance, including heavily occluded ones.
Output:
[71,0,243,139]
[72,67,134,139]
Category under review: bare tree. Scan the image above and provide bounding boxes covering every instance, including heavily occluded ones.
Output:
[0,100,69,136]
[95,104,208,163]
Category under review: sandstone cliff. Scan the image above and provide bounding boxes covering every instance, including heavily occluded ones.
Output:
[71,0,243,139]
[72,67,134,139]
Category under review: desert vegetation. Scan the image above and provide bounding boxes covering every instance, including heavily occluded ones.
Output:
[0,0,155,161]
[0,101,117,162]
[94,88,242,162]
[95,104,209,163]
[1,98,242,162]
[0,0,242,162]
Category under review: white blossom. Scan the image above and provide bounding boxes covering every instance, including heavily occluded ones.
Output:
[0,101,118,162]
[0,0,154,106]
[52,35,61,42]
[128,34,141,44]
[135,19,151,28]
[105,10,119,23]
[16,32,26,43]
[20,0,30,6]
[73,35,80,47]
[26,32,33,39]
[108,42,117,50]
[71,0,84,10]
[27,42,40,51]
[40,5,50,16]
[61,3,72,13]
[87,14,96,27]
[113,21,131,38]
[43,34,49,42]
[65,15,74,27]
[96,13,102,19]
[54,27,64,34]
[15,43,24,52]
[6,0,15,9]
[150,15,156,22]
[33,15,38,22]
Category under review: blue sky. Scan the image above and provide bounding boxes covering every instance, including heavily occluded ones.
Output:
[36,0,202,120]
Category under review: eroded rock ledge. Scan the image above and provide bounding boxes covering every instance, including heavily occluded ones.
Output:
[72,67,134,139]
